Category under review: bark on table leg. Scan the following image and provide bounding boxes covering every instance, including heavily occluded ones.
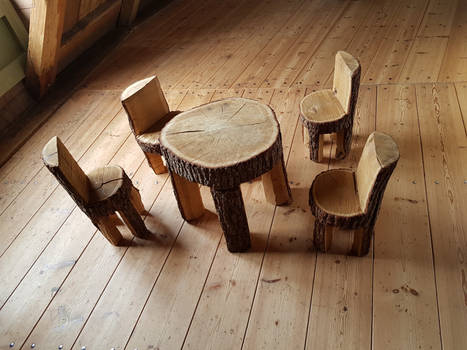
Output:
[169,170,205,221]
[210,186,251,252]
[261,157,292,206]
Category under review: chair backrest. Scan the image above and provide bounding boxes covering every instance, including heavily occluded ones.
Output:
[333,51,361,114]
[121,75,170,135]
[42,136,91,203]
[355,132,399,213]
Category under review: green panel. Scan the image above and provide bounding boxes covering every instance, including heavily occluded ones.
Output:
[0,16,23,69]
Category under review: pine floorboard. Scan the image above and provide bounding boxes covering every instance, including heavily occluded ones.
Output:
[1,0,467,349]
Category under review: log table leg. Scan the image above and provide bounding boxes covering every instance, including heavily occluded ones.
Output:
[262,157,292,205]
[169,170,205,221]
[210,186,251,252]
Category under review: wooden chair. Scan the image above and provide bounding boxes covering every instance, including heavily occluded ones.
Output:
[42,136,149,245]
[300,51,361,162]
[309,132,399,256]
[121,75,179,174]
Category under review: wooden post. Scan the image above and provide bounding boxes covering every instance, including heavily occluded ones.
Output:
[119,0,141,26]
[26,0,66,99]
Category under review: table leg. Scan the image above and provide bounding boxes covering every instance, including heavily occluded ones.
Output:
[210,186,251,252]
[169,170,205,221]
[262,157,292,205]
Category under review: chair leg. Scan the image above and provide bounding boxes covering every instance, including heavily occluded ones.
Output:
[261,157,292,206]
[351,226,372,256]
[335,130,346,159]
[145,152,167,174]
[118,201,150,239]
[130,185,146,215]
[310,133,324,162]
[314,220,334,252]
[303,124,310,147]
[324,224,333,252]
[313,220,323,252]
[211,186,251,252]
[94,215,123,246]
[169,170,205,221]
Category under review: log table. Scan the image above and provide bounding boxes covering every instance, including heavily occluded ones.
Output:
[160,97,292,252]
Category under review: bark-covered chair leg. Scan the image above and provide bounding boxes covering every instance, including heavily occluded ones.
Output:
[313,220,325,252]
[335,130,346,159]
[303,125,310,148]
[210,186,251,252]
[130,186,146,215]
[342,126,353,160]
[145,152,167,175]
[169,170,205,221]
[351,226,372,256]
[309,133,324,163]
[118,200,150,239]
[93,215,123,245]
[261,157,292,206]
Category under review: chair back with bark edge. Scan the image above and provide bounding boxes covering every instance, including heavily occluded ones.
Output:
[333,51,361,115]
[121,75,170,135]
[355,132,400,214]
[41,136,91,206]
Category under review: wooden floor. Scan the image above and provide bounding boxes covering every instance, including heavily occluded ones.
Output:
[1,0,467,349]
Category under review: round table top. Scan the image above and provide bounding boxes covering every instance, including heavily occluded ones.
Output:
[160,98,279,169]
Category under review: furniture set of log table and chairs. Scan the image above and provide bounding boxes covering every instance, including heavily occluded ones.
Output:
[42,51,399,257]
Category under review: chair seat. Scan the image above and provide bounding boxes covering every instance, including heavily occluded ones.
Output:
[300,89,346,123]
[87,165,124,202]
[135,111,179,153]
[136,129,162,148]
[311,169,363,216]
